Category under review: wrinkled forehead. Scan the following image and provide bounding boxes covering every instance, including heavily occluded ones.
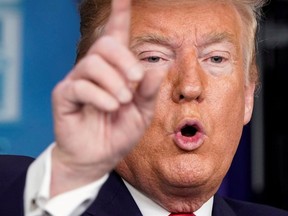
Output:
[130,0,243,44]
[130,0,243,27]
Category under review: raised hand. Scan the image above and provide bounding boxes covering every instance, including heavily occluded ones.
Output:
[50,0,165,197]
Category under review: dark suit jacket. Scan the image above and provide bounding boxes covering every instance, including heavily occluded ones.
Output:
[82,171,288,216]
[0,155,34,215]
[0,156,287,216]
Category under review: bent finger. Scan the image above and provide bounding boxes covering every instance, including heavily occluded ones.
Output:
[70,54,133,104]
[53,79,120,113]
[87,36,143,82]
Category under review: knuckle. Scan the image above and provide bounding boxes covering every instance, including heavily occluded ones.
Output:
[95,35,114,50]
[52,80,69,102]
[83,55,99,71]
[75,54,101,78]
[73,80,86,96]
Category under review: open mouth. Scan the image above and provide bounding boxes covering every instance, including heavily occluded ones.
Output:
[180,124,198,137]
[173,121,204,151]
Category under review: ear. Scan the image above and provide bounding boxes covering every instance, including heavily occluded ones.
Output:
[243,61,258,125]
[244,81,255,125]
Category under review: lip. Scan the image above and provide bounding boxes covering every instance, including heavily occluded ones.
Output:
[172,119,205,151]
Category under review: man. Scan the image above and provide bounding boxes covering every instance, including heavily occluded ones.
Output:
[22,0,288,215]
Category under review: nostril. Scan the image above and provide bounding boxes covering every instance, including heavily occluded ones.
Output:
[179,94,185,100]
[181,125,197,137]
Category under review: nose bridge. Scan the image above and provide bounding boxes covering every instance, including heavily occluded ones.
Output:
[172,51,204,103]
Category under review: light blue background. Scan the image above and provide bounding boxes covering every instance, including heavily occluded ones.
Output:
[0,0,80,157]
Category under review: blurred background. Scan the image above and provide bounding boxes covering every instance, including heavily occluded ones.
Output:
[0,0,79,155]
[220,0,288,211]
[0,0,287,212]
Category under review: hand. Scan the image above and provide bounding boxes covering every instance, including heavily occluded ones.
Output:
[50,0,165,197]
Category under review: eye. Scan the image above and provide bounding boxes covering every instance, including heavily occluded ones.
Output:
[137,50,172,69]
[199,48,232,75]
[210,56,224,63]
[139,54,168,65]
[146,56,161,63]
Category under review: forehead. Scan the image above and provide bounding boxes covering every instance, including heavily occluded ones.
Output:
[130,1,243,47]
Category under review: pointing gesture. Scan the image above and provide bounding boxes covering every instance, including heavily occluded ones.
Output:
[104,0,131,45]
[50,0,166,197]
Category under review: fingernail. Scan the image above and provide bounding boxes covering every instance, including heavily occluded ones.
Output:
[127,64,144,81]
[118,88,132,103]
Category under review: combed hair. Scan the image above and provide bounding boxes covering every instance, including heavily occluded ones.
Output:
[232,0,268,85]
[76,0,111,62]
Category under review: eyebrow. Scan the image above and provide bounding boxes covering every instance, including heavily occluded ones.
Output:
[130,32,237,52]
[130,34,181,50]
[196,32,237,49]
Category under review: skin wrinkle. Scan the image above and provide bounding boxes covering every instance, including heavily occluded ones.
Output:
[195,32,237,52]
[131,34,182,53]
[195,32,238,77]
[93,0,245,82]
[77,0,264,86]
[133,0,252,83]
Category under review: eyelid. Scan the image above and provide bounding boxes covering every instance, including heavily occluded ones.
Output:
[138,50,168,58]
[132,42,175,56]
[198,40,234,55]
[201,49,230,57]
[200,50,231,62]
[199,50,233,76]
[138,51,170,67]
[136,50,174,71]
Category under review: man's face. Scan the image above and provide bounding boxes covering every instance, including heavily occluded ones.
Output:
[116,0,255,211]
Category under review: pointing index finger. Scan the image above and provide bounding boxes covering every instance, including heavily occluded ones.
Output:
[104,0,132,46]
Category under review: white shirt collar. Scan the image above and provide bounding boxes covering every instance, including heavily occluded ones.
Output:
[123,179,213,216]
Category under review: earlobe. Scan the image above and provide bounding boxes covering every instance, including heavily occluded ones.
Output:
[244,83,255,125]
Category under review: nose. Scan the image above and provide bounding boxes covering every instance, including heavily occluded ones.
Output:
[172,60,205,104]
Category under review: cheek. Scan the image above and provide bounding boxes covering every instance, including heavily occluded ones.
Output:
[211,79,245,122]
[126,75,173,154]
[153,80,174,115]
[205,80,245,149]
